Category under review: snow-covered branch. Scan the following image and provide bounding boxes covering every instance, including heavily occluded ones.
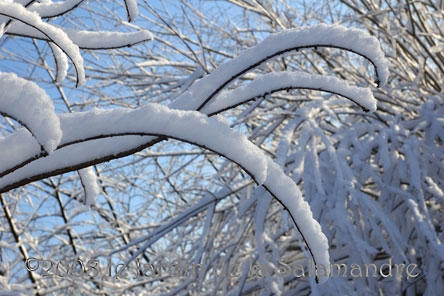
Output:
[170,24,388,112]
[0,73,61,153]
[202,71,378,115]
[5,1,428,295]
[6,24,153,49]
[0,1,85,86]
[0,104,330,282]
[28,0,86,18]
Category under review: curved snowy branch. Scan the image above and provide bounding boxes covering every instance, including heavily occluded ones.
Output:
[0,73,62,154]
[0,104,330,282]
[0,70,380,194]
[49,42,68,84]
[0,104,267,187]
[123,0,138,22]
[0,2,85,86]
[6,23,153,49]
[63,28,153,49]
[170,23,389,111]
[202,71,378,115]
[29,0,86,18]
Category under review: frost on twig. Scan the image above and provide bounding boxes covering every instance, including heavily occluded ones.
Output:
[78,167,100,206]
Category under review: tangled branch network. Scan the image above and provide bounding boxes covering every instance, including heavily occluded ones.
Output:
[0,0,388,285]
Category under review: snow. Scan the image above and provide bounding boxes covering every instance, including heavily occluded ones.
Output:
[49,42,68,84]
[78,167,100,205]
[0,21,4,39]
[202,72,377,114]
[0,2,85,86]
[0,16,394,287]
[0,0,12,39]
[60,104,269,183]
[170,23,389,112]
[0,129,41,178]
[0,103,267,190]
[29,0,85,18]
[265,159,330,283]
[430,43,444,53]
[0,102,330,282]
[0,135,151,193]
[5,1,444,294]
[0,72,62,153]
[124,0,138,22]
[63,28,153,49]
[7,22,153,49]
[108,183,245,261]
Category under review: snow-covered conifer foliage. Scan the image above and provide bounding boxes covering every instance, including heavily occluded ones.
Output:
[1,1,438,295]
